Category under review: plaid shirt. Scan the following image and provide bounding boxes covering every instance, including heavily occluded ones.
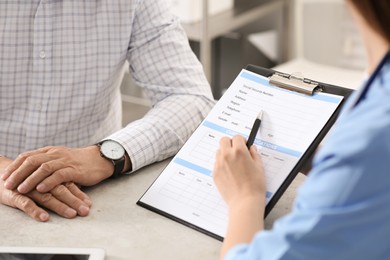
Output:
[0,0,214,171]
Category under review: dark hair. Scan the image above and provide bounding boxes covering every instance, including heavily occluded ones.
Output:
[349,0,390,43]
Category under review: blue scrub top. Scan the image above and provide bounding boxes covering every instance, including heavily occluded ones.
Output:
[226,53,390,260]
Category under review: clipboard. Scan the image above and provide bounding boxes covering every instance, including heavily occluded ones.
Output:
[137,65,353,241]
[246,65,353,217]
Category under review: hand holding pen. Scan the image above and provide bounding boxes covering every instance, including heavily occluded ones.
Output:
[213,110,266,218]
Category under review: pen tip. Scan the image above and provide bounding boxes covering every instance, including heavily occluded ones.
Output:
[257,110,263,120]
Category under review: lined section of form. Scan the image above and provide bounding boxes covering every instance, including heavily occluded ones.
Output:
[189,132,221,168]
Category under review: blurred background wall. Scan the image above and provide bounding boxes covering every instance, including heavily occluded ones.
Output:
[121,0,366,125]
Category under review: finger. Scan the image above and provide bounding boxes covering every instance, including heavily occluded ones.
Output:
[232,135,250,159]
[17,160,66,194]
[2,147,52,180]
[36,168,75,193]
[219,137,232,149]
[65,182,92,206]
[5,191,50,222]
[232,135,247,149]
[28,190,78,219]
[0,157,13,181]
[50,184,90,217]
[217,137,236,163]
[4,152,54,190]
[2,151,37,182]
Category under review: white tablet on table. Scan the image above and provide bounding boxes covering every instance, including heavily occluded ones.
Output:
[0,246,105,260]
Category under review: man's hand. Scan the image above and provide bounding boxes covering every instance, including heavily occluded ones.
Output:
[1,146,113,194]
[0,181,91,221]
[0,157,92,221]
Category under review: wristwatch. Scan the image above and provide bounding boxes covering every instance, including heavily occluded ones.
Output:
[97,140,126,178]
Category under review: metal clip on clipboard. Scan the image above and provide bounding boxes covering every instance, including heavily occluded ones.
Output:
[269,72,321,95]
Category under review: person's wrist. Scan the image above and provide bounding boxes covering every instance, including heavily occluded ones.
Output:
[89,145,115,179]
[228,193,265,212]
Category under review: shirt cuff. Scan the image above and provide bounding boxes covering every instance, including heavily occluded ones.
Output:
[106,120,179,173]
[225,244,250,260]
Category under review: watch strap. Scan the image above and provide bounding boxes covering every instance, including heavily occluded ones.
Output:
[110,155,125,179]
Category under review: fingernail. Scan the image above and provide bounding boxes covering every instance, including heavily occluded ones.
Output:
[65,208,77,218]
[40,212,49,222]
[83,199,92,207]
[4,180,14,189]
[37,183,46,192]
[17,183,28,193]
[79,205,90,216]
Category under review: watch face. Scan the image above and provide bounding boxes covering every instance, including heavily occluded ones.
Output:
[100,140,125,160]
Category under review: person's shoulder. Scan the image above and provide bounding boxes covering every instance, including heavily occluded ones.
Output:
[314,96,390,168]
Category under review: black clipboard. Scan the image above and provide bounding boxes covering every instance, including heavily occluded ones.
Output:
[137,64,354,241]
[245,65,353,217]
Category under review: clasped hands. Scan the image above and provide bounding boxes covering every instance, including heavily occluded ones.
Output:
[1,145,114,221]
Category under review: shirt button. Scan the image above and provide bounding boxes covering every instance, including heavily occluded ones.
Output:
[36,103,43,110]
[39,50,46,59]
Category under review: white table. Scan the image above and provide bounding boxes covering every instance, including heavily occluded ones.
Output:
[0,159,305,259]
